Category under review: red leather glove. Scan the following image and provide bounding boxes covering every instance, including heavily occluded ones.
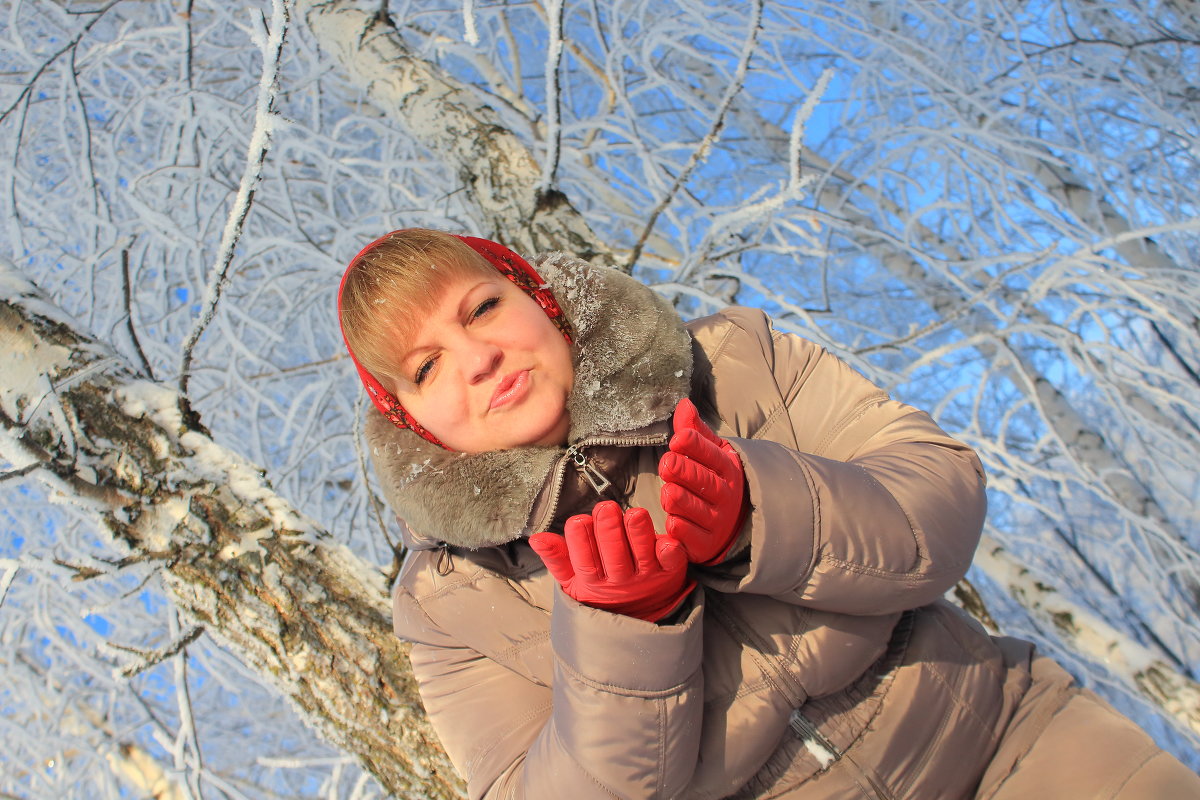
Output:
[658,397,749,565]
[529,501,694,622]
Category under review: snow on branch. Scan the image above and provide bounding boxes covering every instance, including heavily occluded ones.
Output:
[299,0,605,261]
[976,531,1200,739]
[0,1,120,126]
[626,0,766,272]
[178,0,291,400]
[110,623,204,679]
[538,0,566,195]
[669,69,832,287]
[0,261,465,799]
[462,0,480,46]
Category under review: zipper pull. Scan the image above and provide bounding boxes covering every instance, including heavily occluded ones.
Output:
[435,543,455,576]
[566,445,611,495]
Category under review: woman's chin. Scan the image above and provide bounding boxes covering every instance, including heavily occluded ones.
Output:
[443,416,570,453]
[496,415,570,451]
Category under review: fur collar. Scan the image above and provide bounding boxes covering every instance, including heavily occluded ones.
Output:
[364,253,694,549]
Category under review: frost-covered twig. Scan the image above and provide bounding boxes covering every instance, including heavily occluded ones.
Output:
[0,1,120,125]
[787,69,832,192]
[625,0,765,271]
[178,0,291,400]
[538,0,566,194]
[354,390,394,559]
[121,247,156,381]
[111,624,204,680]
[171,611,205,800]
[462,0,479,45]
[0,462,40,484]
[674,70,832,283]
[0,562,18,610]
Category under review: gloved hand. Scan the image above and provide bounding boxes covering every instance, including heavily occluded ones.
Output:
[529,501,694,622]
[658,397,749,565]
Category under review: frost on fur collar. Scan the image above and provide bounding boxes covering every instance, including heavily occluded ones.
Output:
[364,253,694,550]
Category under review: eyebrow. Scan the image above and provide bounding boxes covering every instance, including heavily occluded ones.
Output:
[456,279,493,316]
[394,279,496,376]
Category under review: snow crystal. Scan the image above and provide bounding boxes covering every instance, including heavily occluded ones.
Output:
[260,561,285,596]
[290,649,310,672]
[0,263,36,297]
[218,525,272,561]
[137,496,193,551]
[0,428,38,474]
[0,312,72,423]
[115,383,184,461]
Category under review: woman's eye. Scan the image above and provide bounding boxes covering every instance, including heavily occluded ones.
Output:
[471,297,500,319]
[414,356,436,386]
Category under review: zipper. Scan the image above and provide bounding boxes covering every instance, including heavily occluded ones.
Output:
[530,433,668,532]
[788,709,840,768]
[566,444,611,494]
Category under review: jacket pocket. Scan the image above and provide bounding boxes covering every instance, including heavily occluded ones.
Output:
[723,612,916,799]
[726,709,897,800]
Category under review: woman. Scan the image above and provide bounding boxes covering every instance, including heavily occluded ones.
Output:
[338,229,1199,799]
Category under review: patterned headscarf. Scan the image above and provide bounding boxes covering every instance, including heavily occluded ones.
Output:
[338,232,573,449]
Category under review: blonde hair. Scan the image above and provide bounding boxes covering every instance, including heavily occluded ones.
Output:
[339,229,496,385]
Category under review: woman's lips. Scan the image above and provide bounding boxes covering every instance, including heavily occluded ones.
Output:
[490,370,530,409]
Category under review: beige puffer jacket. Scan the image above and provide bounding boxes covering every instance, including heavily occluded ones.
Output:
[371,256,1200,799]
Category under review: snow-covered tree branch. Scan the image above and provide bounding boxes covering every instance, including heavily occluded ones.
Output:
[0,262,461,798]
[298,0,604,259]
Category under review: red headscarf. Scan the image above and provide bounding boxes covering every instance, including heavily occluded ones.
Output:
[338,232,573,449]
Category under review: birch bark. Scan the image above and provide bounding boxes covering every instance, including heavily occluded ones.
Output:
[297,0,606,261]
[0,262,465,798]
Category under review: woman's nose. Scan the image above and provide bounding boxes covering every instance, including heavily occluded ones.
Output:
[464,339,502,384]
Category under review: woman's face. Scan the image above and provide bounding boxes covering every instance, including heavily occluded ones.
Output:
[387,273,574,453]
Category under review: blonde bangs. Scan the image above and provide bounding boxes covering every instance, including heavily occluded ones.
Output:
[340,230,495,384]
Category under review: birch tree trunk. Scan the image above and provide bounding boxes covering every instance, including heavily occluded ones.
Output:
[0,263,465,799]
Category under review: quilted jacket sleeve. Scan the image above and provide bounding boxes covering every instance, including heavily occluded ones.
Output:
[394,555,704,800]
[691,307,987,614]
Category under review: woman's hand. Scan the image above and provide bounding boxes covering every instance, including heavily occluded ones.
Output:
[659,398,749,565]
[529,501,694,622]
